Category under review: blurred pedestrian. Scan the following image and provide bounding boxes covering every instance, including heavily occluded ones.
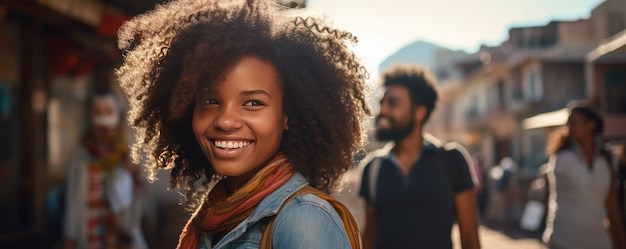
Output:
[63,89,147,249]
[115,0,369,248]
[520,163,549,233]
[485,157,518,227]
[470,156,487,215]
[359,64,480,249]
[496,157,517,195]
[542,100,626,249]
[499,157,521,227]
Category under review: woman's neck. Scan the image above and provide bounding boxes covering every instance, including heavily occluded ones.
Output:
[574,137,596,165]
[224,176,248,196]
[222,157,273,196]
[576,136,595,150]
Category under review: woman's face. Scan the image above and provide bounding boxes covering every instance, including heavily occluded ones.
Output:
[192,56,288,183]
[567,112,595,142]
[92,95,121,132]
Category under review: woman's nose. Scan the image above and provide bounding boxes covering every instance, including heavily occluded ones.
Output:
[213,106,243,131]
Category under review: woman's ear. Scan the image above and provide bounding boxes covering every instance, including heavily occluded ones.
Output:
[283,114,289,130]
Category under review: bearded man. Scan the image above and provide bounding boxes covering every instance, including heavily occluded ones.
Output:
[359,64,481,249]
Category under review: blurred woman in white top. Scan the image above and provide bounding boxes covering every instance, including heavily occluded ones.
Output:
[543,101,625,249]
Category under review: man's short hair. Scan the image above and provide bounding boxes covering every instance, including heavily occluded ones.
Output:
[381,64,439,123]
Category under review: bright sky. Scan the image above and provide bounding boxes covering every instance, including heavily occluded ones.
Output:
[296,0,605,80]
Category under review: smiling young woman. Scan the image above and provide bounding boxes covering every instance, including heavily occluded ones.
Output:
[192,56,288,192]
[115,0,370,248]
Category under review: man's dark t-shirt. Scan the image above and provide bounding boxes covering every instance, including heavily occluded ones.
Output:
[359,141,474,249]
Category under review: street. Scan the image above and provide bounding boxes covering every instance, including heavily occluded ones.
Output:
[333,166,546,249]
[452,225,545,249]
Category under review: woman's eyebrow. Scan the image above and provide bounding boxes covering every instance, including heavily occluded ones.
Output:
[197,87,218,95]
[240,89,271,99]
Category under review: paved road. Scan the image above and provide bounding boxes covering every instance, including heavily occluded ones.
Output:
[452,224,545,249]
[333,166,546,249]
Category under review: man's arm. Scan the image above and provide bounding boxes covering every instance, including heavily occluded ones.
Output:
[605,176,626,249]
[455,190,481,249]
[363,205,376,249]
[443,144,480,249]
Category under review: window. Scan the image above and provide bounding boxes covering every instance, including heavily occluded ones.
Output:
[604,71,626,114]
[466,93,479,121]
[488,80,506,110]
[497,80,506,109]
[523,64,542,101]
[522,129,548,170]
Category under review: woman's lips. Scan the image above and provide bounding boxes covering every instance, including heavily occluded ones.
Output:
[213,140,251,149]
[210,139,253,158]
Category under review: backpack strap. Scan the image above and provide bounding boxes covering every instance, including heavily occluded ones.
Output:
[367,158,383,204]
[361,142,394,205]
[260,186,362,249]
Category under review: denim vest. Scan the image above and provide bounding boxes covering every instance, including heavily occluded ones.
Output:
[199,173,352,249]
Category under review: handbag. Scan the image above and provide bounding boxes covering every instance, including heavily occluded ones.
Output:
[519,200,545,231]
[259,186,362,249]
[106,165,134,213]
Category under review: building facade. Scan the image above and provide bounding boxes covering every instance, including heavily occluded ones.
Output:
[429,0,626,229]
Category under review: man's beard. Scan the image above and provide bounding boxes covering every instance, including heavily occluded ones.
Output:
[375,113,416,142]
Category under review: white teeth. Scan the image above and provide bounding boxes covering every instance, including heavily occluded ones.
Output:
[214,140,251,149]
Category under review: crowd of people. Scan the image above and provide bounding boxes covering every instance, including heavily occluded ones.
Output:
[53,0,626,248]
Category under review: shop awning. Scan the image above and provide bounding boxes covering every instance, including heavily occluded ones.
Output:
[522,108,569,130]
[587,30,626,63]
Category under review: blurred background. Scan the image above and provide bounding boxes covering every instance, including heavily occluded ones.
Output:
[0,0,624,248]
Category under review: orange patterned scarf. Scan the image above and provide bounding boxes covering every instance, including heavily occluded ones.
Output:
[177,153,294,249]
[82,127,129,174]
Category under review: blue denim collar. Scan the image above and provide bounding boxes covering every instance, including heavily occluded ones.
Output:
[249,172,308,222]
[212,172,308,248]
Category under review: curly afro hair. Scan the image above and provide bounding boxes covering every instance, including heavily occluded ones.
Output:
[116,0,370,206]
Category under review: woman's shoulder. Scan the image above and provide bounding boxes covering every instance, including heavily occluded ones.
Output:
[551,148,583,171]
[271,193,351,248]
[554,148,578,159]
[275,192,347,232]
[279,193,342,222]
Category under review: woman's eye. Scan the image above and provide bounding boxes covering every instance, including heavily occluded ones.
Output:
[203,99,218,105]
[244,100,263,107]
